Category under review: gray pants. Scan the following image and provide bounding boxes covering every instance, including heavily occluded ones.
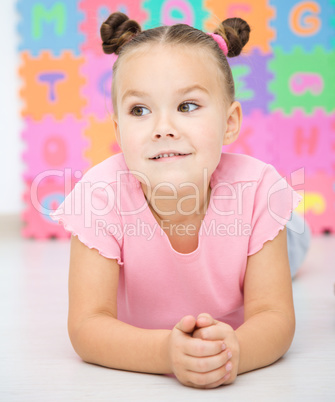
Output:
[286,212,311,278]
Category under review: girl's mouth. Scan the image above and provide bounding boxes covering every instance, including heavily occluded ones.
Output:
[150,152,190,160]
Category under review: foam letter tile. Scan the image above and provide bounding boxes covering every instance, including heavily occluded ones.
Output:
[143,0,209,30]
[20,51,86,120]
[80,0,148,54]
[270,0,335,52]
[83,116,121,168]
[222,109,275,164]
[268,109,335,177]
[22,115,90,182]
[17,0,84,56]
[331,0,335,48]
[22,175,81,239]
[81,52,117,119]
[204,0,275,54]
[293,173,335,235]
[269,46,335,114]
[229,49,274,115]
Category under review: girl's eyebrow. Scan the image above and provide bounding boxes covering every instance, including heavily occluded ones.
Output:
[121,90,148,103]
[177,84,209,96]
[121,85,209,103]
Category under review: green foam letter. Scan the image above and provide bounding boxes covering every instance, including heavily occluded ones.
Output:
[32,2,66,39]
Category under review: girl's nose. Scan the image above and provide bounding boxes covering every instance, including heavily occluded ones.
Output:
[152,132,176,139]
[152,114,179,140]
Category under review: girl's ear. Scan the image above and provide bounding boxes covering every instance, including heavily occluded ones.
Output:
[223,101,242,146]
[112,115,122,148]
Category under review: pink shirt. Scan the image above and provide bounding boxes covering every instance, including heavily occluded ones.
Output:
[50,152,302,330]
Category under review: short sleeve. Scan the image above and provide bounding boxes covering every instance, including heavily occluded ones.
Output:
[247,164,303,256]
[49,176,124,265]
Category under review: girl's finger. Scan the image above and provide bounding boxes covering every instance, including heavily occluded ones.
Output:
[183,349,231,373]
[193,325,225,341]
[195,313,218,328]
[175,315,197,334]
[186,357,232,387]
[203,372,231,389]
[194,321,231,341]
[184,337,225,357]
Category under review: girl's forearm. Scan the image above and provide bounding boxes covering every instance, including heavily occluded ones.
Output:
[70,314,172,374]
[235,310,295,375]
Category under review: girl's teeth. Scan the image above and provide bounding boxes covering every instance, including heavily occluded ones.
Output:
[154,153,184,159]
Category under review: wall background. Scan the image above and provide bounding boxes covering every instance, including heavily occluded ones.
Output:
[7,0,335,237]
[0,1,24,215]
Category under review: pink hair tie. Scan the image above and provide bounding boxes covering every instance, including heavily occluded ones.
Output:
[207,33,228,56]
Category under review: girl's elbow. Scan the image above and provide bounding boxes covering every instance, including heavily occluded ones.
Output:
[67,317,93,363]
[281,310,296,356]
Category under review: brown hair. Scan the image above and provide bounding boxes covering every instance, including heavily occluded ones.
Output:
[100,12,251,115]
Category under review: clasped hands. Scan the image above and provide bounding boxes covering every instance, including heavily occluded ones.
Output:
[167,313,240,389]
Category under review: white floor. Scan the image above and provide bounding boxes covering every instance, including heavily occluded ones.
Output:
[1,215,334,401]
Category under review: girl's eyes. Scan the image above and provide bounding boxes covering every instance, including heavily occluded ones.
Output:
[131,106,150,116]
[178,102,199,113]
[130,102,199,116]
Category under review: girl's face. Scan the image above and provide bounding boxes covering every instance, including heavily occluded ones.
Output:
[113,44,241,194]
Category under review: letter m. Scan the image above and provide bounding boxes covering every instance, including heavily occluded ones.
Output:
[32,2,66,39]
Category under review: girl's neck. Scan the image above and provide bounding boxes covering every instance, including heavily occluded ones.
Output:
[142,182,211,226]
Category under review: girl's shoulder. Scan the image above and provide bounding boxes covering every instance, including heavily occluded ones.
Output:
[211,152,270,187]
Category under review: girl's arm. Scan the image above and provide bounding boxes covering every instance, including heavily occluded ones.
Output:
[193,226,295,383]
[67,234,171,374]
[236,226,295,374]
[67,235,227,383]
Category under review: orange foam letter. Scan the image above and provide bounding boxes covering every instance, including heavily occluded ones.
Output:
[289,1,321,36]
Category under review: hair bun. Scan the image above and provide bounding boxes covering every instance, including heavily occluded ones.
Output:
[100,12,141,55]
[217,18,251,57]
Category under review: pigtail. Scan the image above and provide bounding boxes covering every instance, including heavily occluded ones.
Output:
[214,18,251,57]
[100,12,142,55]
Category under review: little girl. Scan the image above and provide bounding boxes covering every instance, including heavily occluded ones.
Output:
[51,12,309,389]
